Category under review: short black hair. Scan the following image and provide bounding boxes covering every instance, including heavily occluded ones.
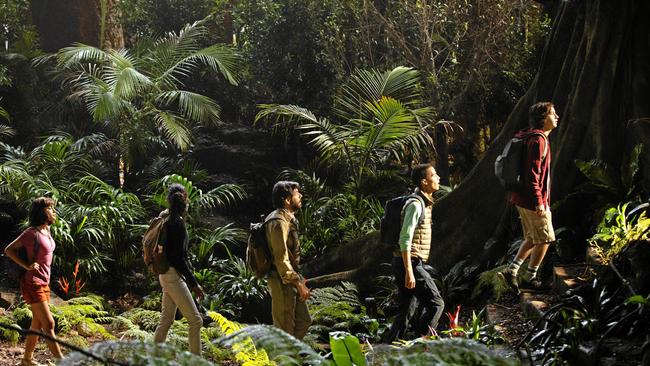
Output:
[411,163,433,188]
[272,181,300,209]
[167,183,188,217]
[529,102,554,129]
[29,197,55,227]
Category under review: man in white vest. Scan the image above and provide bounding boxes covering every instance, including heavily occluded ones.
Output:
[383,163,445,342]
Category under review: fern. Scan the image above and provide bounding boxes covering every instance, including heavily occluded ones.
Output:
[12,306,33,329]
[309,281,361,308]
[207,311,272,365]
[472,265,510,301]
[66,294,108,312]
[367,337,518,365]
[215,324,329,365]
[121,308,161,332]
[59,340,213,366]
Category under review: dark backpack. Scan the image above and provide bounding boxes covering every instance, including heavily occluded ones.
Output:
[142,211,171,275]
[494,131,548,192]
[246,215,279,279]
[5,231,41,285]
[380,194,426,249]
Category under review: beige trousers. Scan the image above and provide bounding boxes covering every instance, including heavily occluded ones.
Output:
[154,267,202,355]
[267,272,311,339]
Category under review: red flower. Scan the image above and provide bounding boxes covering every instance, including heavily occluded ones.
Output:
[446,305,462,336]
[58,277,70,296]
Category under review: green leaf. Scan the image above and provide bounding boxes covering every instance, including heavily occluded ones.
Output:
[625,295,649,306]
[329,331,365,366]
[575,159,620,195]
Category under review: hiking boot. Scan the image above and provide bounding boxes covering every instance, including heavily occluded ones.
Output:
[498,269,519,294]
[519,277,550,292]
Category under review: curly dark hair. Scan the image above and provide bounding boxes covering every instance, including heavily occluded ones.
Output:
[529,102,554,129]
[167,183,188,218]
[29,197,55,227]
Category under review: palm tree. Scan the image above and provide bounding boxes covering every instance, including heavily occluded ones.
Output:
[256,66,443,196]
[53,20,243,186]
[149,174,247,220]
[0,135,145,280]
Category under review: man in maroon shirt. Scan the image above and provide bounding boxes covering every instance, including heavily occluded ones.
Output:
[500,102,559,292]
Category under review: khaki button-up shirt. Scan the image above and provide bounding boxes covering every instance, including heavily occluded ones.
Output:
[265,208,302,285]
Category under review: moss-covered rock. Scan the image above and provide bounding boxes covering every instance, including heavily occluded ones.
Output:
[0,316,20,344]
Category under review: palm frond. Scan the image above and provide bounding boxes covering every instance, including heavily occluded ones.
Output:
[152,110,191,150]
[257,104,351,163]
[353,96,419,149]
[335,66,422,121]
[177,45,243,86]
[155,90,221,125]
[0,123,15,137]
[106,49,153,99]
[199,183,247,211]
[57,44,109,69]
[71,133,116,159]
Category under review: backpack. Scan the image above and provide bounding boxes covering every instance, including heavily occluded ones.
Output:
[380,194,426,249]
[246,215,279,279]
[5,231,40,285]
[494,131,548,192]
[142,210,171,275]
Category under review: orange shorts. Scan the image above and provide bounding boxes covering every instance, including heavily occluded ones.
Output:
[21,280,51,304]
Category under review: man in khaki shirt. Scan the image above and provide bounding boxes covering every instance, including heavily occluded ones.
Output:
[265,181,311,339]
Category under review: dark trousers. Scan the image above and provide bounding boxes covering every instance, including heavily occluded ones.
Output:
[382,256,445,343]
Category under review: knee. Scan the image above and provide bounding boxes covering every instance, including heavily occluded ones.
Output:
[188,313,203,329]
[41,317,56,332]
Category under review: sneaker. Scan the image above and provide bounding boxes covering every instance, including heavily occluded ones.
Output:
[498,269,519,294]
[519,277,550,292]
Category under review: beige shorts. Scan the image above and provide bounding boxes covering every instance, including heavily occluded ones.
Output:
[516,206,555,244]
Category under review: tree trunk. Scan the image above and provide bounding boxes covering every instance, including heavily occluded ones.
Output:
[31,0,123,52]
[428,0,650,271]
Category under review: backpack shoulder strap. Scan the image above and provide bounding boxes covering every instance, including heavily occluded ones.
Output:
[405,194,426,225]
[528,132,549,160]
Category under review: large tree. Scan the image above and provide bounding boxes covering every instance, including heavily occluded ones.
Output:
[428,0,650,270]
[31,0,124,51]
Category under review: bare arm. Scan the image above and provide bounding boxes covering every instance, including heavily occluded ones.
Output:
[4,234,39,271]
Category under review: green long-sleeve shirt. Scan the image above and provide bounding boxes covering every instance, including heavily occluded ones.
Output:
[398,200,423,252]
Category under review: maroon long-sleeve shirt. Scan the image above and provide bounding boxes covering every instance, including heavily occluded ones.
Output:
[508,128,551,211]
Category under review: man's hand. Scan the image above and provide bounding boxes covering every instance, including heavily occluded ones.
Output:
[192,285,205,302]
[296,278,310,301]
[405,268,416,289]
[27,262,39,271]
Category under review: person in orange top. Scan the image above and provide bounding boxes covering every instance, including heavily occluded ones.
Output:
[5,197,64,366]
